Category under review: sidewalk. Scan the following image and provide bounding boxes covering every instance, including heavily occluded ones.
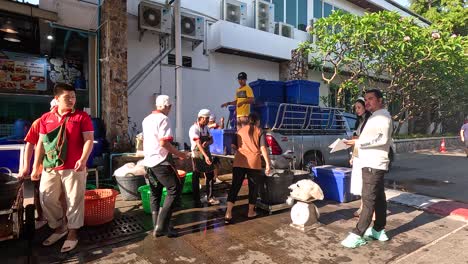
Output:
[3,182,468,264]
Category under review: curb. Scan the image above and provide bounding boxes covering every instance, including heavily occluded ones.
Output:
[385,189,468,222]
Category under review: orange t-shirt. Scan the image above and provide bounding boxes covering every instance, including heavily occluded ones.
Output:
[24,118,41,145]
[232,126,266,170]
[23,118,43,173]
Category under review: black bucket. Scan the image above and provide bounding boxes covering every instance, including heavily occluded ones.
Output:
[0,167,20,210]
[115,174,147,201]
[260,169,294,205]
[292,170,313,183]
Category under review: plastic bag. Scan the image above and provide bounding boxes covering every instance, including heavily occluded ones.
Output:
[114,162,146,177]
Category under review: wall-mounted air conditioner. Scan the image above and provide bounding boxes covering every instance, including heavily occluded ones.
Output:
[138,0,172,34]
[223,0,248,26]
[274,22,294,38]
[180,12,204,42]
[254,0,274,33]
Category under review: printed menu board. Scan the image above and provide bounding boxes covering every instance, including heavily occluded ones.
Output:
[0,51,47,91]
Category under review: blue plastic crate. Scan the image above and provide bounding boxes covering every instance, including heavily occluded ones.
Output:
[312,165,359,203]
[209,129,236,155]
[0,140,25,173]
[249,79,285,103]
[285,80,320,105]
[253,102,311,129]
[252,102,280,129]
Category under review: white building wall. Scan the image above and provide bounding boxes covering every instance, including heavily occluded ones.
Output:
[127,0,414,143]
[127,14,279,144]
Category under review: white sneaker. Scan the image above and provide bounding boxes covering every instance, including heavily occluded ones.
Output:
[208,198,220,205]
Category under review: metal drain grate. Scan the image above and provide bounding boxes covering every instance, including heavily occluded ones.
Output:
[82,215,147,243]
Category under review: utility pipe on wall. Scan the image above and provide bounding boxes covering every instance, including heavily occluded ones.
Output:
[174,0,183,146]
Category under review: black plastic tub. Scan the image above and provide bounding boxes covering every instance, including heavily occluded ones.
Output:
[0,167,20,210]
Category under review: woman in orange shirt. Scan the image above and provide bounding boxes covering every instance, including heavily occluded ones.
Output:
[224,113,271,224]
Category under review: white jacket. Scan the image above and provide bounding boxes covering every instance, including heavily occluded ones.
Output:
[356,108,393,171]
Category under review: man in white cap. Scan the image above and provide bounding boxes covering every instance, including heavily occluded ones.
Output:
[142,95,187,238]
[189,109,220,207]
[207,114,224,130]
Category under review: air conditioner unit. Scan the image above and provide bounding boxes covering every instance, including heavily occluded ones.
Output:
[138,0,172,34]
[180,12,204,42]
[223,0,248,26]
[254,0,274,33]
[274,22,294,38]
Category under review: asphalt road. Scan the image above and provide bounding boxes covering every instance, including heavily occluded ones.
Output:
[386,148,468,203]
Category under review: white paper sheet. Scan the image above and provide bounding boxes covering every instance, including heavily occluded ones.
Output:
[328,138,352,153]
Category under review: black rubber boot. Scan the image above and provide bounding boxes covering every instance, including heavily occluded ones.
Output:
[153,209,178,238]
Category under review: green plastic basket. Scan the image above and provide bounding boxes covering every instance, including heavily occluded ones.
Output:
[138,172,193,214]
[138,185,167,214]
[182,172,192,194]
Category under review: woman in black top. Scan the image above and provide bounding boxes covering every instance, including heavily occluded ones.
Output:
[350,97,372,217]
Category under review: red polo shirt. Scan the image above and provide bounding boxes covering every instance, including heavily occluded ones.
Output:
[39,108,94,170]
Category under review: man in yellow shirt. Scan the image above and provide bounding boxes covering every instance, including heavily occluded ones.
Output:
[221,72,254,129]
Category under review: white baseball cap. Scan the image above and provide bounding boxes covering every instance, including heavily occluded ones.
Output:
[50,99,58,109]
[155,95,171,107]
[198,109,211,118]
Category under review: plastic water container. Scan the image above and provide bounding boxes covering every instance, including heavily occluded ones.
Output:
[285,80,320,105]
[209,129,236,155]
[312,165,359,203]
[13,119,31,139]
[249,79,285,103]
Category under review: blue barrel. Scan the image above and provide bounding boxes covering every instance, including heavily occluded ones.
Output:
[91,118,105,139]
[13,119,31,139]
[87,138,106,167]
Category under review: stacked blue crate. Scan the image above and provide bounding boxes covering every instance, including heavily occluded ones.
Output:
[209,129,237,155]
[285,80,320,105]
[312,165,359,203]
[249,79,285,103]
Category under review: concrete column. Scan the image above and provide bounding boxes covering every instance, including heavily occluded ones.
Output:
[279,49,308,81]
[100,0,130,151]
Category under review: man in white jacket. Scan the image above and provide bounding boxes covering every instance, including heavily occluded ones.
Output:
[341,89,393,248]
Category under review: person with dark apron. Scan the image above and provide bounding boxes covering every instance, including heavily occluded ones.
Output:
[189,109,220,207]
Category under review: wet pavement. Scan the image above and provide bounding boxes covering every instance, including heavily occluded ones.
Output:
[2,149,468,263]
[2,183,467,264]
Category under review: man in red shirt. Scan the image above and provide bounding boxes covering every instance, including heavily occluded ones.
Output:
[31,83,94,253]
[19,99,66,230]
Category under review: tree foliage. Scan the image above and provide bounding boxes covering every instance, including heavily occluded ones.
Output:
[298,11,467,134]
[410,0,468,36]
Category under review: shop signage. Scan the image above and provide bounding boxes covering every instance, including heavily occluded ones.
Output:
[0,51,47,91]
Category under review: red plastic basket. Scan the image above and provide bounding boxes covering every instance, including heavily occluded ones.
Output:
[84,189,119,226]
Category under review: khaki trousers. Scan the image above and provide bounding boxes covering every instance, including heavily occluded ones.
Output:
[40,169,86,229]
